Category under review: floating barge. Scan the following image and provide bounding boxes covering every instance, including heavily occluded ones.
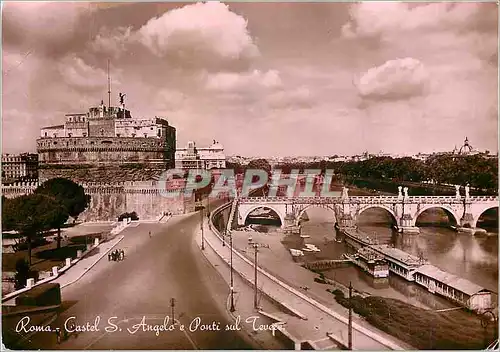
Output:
[369,244,425,281]
[338,228,495,312]
[344,247,389,278]
[341,228,376,249]
[414,264,496,313]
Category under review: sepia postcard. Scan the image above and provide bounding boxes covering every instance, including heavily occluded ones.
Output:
[1,1,498,350]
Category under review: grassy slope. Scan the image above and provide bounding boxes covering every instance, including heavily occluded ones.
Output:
[330,290,496,350]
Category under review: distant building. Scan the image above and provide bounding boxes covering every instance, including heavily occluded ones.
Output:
[452,137,481,157]
[1,153,38,183]
[175,140,226,170]
[37,98,176,171]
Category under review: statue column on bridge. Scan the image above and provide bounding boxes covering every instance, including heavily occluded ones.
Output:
[342,187,349,200]
[398,186,403,200]
[403,187,409,199]
[455,185,461,199]
[465,184,470,200]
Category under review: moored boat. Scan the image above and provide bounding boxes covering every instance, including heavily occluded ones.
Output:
[344,247,389,278]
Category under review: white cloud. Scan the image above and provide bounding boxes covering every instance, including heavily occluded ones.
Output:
[205,69,282,92]
[342,3,492,39]
[136,2,259,70]
[356,58,429,100]
[58,55,121,90]
[89,26,133,59]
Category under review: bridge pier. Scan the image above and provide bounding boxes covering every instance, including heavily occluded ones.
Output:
[338,214,355,229]
[398,214,420,234]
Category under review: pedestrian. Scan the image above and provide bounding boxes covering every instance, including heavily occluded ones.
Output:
[108,252,112,261]
[149,231,151,238]
[120,249,125,261]
[55,327,61,344]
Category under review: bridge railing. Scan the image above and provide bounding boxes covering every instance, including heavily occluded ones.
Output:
[238,195,498,204]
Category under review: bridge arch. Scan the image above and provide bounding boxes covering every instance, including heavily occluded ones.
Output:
[472,205,499,228]
[296,204,337,225]
[241,205,285,228]
[413,205,461,227]
[357,205,398,224]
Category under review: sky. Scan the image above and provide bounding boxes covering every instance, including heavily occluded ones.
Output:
[2,1,498,157]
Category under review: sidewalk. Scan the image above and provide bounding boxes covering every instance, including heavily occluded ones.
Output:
[203,218,409,350]
[53,235,124,288]
[195,228,290,350]
[3,235,125,306]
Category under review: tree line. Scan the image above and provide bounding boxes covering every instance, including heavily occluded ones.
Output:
[227,154,498,193]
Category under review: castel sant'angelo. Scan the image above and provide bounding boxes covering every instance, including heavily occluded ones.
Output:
[3,94,195,221]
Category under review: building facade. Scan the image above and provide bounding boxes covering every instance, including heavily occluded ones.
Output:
[1,153,38,183]
[175,140,226,170]
[37,99,176,170]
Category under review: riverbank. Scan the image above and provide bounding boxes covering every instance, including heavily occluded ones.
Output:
[330,291,497,350]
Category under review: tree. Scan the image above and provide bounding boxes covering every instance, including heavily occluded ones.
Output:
[247,158,271,173]
[14,259,31,290]
[2,194,67,266]
[35,178,90,248]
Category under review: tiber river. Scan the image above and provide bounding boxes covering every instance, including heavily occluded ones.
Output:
[242,201,498,311]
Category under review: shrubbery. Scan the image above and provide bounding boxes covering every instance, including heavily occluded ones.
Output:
[118,211,139,221]
[14,259,38,290]
[69,232,104,245]
[13,237,49,252]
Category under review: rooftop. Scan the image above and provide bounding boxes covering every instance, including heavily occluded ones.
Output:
[416,264,488,296]
[370,244,424,267]
[41,124,65,130]
[357,247,385,261]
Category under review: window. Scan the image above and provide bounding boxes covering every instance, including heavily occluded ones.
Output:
[44,132,48,137]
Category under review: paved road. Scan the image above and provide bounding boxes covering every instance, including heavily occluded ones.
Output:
[10,214,254,350]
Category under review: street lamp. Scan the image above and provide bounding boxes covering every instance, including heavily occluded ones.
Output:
[229,232,235,312]
[200,206,205,250]
[252,242,259,309]
[348,281,353,350]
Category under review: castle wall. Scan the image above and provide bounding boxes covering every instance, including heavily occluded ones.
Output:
[77,189,193,221]
[37,166,166,183]
[88,118,115,137]
[1,181,195,221]
[36,137,173,166]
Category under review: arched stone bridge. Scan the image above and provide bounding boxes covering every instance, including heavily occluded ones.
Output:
[237,190,498,233]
